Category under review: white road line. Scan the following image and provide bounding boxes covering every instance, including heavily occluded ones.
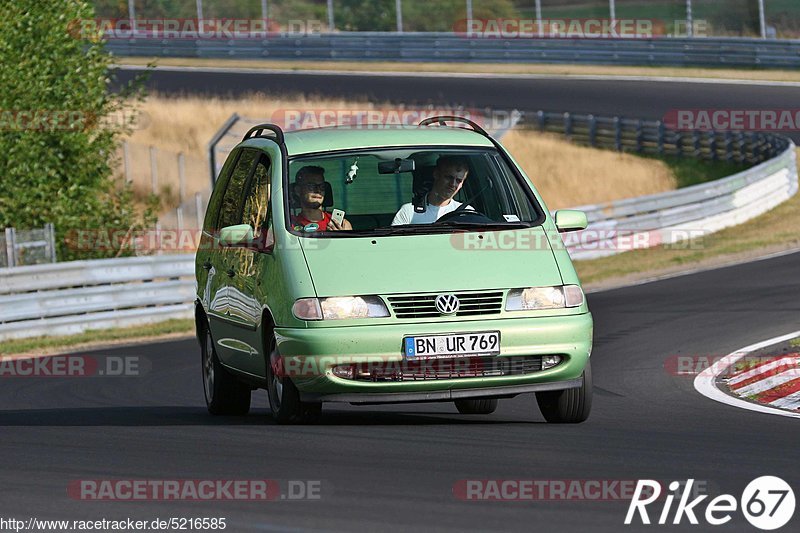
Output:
[727,356,799,386]
[770,391,800,410]
[694,330,800,419]
[113,64,800,87]
[732,369,800,397]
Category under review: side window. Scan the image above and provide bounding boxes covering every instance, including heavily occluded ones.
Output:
[242,157,271,235]
[203,149,241,230]
[218,149,258,229]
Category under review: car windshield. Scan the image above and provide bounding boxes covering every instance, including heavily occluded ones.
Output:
[285,148,543,236]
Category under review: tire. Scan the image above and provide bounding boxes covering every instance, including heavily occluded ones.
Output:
[536,359,592,423]
[265,334,322,424]
[454,398,498,415]
[200,321,251,415]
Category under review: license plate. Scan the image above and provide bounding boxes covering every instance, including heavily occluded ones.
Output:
[403,331,500,359]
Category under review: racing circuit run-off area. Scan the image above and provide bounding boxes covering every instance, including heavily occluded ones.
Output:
[1,1,800,532]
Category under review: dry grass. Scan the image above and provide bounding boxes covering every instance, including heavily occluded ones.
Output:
[500,130,676,209]
[118,57,800,83]
[121,94,676,222]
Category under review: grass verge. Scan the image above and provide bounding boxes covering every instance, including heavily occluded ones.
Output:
[0,319,194,357]
[117,57,800,83]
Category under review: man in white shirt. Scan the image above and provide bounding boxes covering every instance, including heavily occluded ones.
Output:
[392,156,472,225]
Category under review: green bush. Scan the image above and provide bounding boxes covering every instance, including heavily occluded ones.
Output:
[0,0,156,261]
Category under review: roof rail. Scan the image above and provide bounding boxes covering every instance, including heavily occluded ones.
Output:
[242,123,285,145]
[418,116,489,138]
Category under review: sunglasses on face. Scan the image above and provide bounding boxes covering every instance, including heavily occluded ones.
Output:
[299,183,326,192]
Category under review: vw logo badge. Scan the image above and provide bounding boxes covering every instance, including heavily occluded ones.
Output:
[435,294,460,315]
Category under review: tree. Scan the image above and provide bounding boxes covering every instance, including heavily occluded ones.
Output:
[0,0,156,261]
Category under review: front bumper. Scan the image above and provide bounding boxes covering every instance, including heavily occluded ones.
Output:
[275,313,592,402]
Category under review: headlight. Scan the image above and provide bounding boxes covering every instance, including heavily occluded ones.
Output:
[292,296,390,320]
[505,285,584,311]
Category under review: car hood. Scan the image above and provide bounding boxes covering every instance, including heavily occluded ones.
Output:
[299,227,564,297]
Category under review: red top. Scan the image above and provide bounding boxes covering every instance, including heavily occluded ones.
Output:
[291,211,331,231]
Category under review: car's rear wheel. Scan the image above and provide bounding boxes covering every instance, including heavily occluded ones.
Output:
[265,334,322,424]
[201,321,251,415]
[536,359,592,423]
[454,398,498,414]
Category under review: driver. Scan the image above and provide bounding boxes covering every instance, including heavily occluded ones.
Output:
[392,156,472,225]
[290,166,352,231]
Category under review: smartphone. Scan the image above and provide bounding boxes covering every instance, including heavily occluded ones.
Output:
[331,209,345,226]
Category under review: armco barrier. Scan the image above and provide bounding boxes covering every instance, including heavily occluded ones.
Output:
[0,255,195,342]
[1,120,797,340]
[105,34,800,68]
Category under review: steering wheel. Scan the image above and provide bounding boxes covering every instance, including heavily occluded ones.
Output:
[434,208,493,224]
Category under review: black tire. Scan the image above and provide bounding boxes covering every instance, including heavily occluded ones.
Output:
[536,359,592,423]
[265,334,322,424]
[454,398,499,414]
[200,321,251,415]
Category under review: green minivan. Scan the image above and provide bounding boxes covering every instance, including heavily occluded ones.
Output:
[195,117,593,424]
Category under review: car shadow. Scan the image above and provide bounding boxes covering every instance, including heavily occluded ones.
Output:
[0,406,542,426]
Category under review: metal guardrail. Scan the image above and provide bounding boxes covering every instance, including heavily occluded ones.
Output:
[514,111,798,259]
[0,255,194,341]
[2,112,796,340]
[106,34,800,68]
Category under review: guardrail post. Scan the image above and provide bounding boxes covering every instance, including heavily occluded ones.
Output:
[536,110,545,132]
[709,132,718,161]
[564,112,573,141]
[635,119,644,153]
[588,115,597,148]
[614,117,622,152]
[5,227,17,268]
[657,121,665,155]
[724,132,733,162]
[45,223,57,263]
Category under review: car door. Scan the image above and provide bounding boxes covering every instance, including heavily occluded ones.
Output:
[206,148,259,367]
[222,154,273,376]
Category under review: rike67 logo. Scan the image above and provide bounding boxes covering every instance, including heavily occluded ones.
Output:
[625,477,795,530]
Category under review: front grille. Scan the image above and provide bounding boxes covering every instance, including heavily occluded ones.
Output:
[388,291,504,319]
[352,356,545,382]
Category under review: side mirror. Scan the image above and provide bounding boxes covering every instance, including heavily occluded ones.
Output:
[219,224,254,246]
[554,210,588,233]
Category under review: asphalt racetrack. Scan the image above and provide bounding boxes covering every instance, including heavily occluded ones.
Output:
[115,66,800,143]
[3,251,800,531]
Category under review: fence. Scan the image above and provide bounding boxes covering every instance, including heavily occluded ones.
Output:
[0,254,194,342]
[105,34,800,69]
[0,224,57,268]
[119,141,210,233]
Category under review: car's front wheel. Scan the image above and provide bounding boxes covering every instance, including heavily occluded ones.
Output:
[200,322,251,415]
[454,398,498,414]
[536,359,592,423]
[265,334,322,424]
